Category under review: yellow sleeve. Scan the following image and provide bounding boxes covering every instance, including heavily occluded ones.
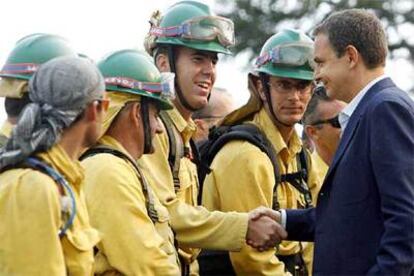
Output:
[203,141,290,275]
[139,131,249,252]
[83,154,179,276]
[165,197,248,251]
[0,170,66,275]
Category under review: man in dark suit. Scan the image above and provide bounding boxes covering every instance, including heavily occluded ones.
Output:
[276,9,414,275]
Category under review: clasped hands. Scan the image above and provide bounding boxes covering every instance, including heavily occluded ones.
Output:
[245,207,286,252]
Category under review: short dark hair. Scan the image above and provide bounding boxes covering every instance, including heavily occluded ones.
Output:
[313,9,387,69]
[303,86,332,126]
[153,45,170,62]
[4,94,31,118]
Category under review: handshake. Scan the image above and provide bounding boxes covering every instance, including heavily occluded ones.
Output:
[245,207,286,251]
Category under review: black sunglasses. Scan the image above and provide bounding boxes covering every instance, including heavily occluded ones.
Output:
[310,115,341,128]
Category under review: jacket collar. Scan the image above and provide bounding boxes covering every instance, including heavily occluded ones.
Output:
[252,108,302,160]
[165,105,197,145]
[36,144,84,189]
[97,135,138,163]
[0,120,13,138]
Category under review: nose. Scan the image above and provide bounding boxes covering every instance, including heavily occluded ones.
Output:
[286,88,302,101]
[314,66,322,83]
[202,58,215,75]
[155,117,163,134]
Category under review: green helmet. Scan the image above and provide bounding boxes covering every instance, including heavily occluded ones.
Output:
[0,33,77,80]
[145,0,234,55]
[255,29,315,80]
[98,49,174,110]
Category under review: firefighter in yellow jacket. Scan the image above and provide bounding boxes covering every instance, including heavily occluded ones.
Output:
[81,49,182,275]
[202,29,323,275]
[139,2,286,275]
[0,56,106,275]
[0,33,78,147]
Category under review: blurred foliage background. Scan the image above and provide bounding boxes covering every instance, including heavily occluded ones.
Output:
[215,0,414,93]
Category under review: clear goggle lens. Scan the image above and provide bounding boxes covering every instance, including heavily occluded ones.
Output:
[159,72,175,100]
[255,43,315,69]
[150,15,235,47]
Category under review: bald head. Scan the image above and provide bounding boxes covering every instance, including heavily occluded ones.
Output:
[193,87,235,120]
[193,87,236,143]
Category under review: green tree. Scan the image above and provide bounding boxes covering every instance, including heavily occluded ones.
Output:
[216,0,414,66]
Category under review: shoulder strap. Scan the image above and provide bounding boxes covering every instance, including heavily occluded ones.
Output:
[0,134,8,148]
[81,146,159,223]
[298,147,310,183]
[200,124,315,209]
[199,123,282,210]
[298,148,313,207]
[19,157,77,238]
[279,148,313,208]
[159,111,184,194]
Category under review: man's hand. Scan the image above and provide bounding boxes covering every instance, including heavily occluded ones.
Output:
[249,206,282,223]
[245,207,287,251]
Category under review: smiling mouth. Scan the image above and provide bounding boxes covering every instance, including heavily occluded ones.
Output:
[196,82,210,90]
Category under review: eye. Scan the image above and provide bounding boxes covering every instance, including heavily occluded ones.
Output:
[279,81,293,90]
[298,81,313,90]
[192,55,204,63]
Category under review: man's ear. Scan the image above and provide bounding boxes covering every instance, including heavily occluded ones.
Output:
[83,101,99,122]
[305,125,318,141]
[255,77,267,102]
[345,45,359,69]
[128,102,141,126]
[155,53,171,72]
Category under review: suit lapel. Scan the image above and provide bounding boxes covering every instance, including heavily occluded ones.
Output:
[324,77,395,181]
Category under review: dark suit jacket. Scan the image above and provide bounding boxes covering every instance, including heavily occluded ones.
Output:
[286,78,414,275]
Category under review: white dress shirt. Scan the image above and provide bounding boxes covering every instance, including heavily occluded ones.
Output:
[338,75,388,132]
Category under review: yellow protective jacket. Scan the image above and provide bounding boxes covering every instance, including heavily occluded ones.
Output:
[301,151,328,272]
[312,151,328,184]
[138,107,249,272]
[82,135,180,276]
[0,120,12,147]
[0,144,100,275]
[203,108,322,275]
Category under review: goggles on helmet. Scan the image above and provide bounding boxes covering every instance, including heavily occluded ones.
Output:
[255,42,315,69]
[104,72,175,101]
[0,63,39,75]
[150,15,235,47]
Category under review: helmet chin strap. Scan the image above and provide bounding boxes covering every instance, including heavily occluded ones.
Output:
[259,73,296,128]
[167,46,202,112]
[140,97,153,154]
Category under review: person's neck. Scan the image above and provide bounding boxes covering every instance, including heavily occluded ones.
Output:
[7,117,18,125]
[107,129,142,160]
[343,67,385,103]
[59,130,87,161]
[264,107,295,144]
[273,118,295,145]
[173,98,192,121]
